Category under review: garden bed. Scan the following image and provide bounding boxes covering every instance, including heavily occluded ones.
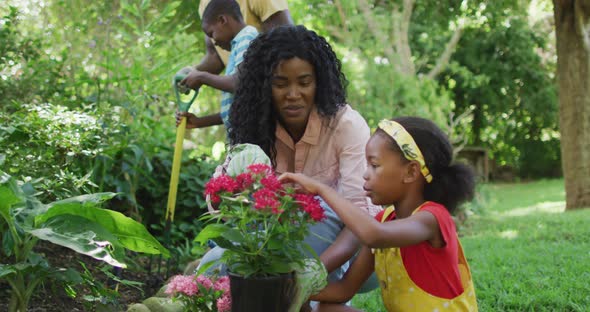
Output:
[0,241,170,312]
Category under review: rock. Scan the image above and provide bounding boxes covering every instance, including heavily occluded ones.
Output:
[153,285,169,298]
[126,303,151,312]
[141,297,184,312]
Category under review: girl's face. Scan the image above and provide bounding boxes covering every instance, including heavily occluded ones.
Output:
[363,133,409,205]
[271,57,317,131]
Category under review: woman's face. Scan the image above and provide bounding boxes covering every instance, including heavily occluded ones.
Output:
[363,133,409,206]
[271,57,317,131]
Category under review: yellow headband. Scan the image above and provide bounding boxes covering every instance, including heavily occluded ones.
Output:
[378,119,433,183]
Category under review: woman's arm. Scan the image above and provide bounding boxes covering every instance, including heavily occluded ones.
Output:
[311,246,375,303]
[319,227,359,274]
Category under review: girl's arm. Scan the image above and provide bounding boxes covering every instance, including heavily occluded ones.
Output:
[279,173,438,249]
[311,246,375,303]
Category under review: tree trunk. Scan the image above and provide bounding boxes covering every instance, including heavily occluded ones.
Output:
[553,0,590,209]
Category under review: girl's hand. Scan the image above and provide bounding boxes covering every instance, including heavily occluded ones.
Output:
[175,111,200,129]
[278,173,323,195]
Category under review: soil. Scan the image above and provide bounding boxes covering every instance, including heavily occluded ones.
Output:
[0,241,175,312]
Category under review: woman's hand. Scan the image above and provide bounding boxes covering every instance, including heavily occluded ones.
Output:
[175,111,201,129]
[278,172,324,195]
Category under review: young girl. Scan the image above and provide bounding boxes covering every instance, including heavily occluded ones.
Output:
[280,116,478,311]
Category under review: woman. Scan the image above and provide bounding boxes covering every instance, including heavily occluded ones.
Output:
[228,25,381,287]
[187,25,380,307]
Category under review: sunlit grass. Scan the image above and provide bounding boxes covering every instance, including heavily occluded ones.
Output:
[352,179,590,311]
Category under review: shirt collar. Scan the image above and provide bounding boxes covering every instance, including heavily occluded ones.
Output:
[231,25,256,47]
[276,109,321,148]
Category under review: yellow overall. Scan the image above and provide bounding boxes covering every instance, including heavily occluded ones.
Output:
[373,206,478,311]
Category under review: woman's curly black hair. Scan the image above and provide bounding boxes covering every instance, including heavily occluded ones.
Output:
[228,25,348,165]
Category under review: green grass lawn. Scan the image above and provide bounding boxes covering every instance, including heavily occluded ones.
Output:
[352,179,590,311]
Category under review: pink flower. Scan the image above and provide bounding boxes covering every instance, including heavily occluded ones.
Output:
[216,294,232,312]
[195,275,214,290]
[213,276,230,292]
[165,275,198,296]
[204,175,238,203]
[295,194,326,222]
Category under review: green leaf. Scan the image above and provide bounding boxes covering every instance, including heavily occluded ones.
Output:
[211,237,235,250]
[0,264,16,278]
[141,0,152,11]
[266,261,293,274]
[0,170,24,224]
[29,215,128,268]
[36,195,169,257]
[50,267,84,284]
[121,1,140,18]
[266,238,283,250]
[222,228,246,244]
[194,223,230,244]
[2,231,14,256]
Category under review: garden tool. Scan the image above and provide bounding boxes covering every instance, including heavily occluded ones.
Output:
[165,73,198,226]
[151,73,198,278]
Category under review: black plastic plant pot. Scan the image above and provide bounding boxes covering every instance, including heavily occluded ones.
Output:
[228,271,297,312]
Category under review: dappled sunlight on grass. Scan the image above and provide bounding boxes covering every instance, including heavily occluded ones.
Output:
[500,200,565,217]
[498,229,519,239]
[482,179,565,213]
[459,179,589,311]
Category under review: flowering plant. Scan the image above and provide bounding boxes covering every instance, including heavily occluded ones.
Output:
[196,161,326,278]
[165,274,231,312]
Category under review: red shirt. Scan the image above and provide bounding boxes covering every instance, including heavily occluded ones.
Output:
[374,202,464,299]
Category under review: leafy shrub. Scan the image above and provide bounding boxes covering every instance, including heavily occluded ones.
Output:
[0,102,121,201]
[0,7,72,107]
[0,170,168,312]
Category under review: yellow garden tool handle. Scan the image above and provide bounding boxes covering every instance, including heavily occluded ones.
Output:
[165,117,187,222]
[165,73,197,223]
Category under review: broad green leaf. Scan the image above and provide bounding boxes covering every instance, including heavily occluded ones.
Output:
[4,255,50,276]
[51,267,83,284]
[36,195,169,257]
[0,171,24,224]
[44,193,117,211]
[2,231,14,257]
[211,237,235,250]
[194,223,230,244]
[29,215,127,268]
[0,264,16,278]
[222,228,247,244]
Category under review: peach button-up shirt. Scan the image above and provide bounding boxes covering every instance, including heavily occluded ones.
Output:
[274,105,381,216]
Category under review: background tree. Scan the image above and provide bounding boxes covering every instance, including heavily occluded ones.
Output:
[553,0,590,209]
